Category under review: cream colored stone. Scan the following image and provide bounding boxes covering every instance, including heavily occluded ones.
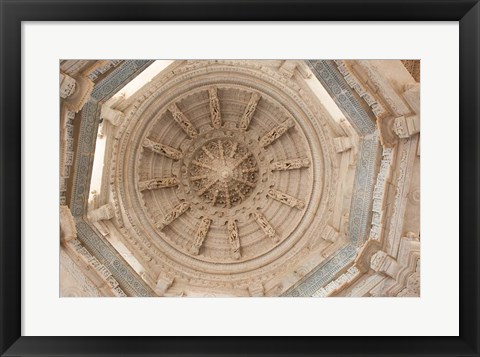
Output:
[61,60,420,297]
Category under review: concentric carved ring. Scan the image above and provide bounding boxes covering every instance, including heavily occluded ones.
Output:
[112,61,333,292]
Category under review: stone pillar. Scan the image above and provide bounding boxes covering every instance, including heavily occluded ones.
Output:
[87,203,115,222]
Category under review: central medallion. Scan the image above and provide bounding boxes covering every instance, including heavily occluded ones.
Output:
[188,138,259,208]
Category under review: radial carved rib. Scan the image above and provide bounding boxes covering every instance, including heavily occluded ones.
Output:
[253,211,277,242]
[158,202,190,230]
[229,141,238,158]
[143,138,183,160]
[208,87,222,129]
[259,119,295,148]
[232,152,252,169]
[224,182,231,208]
[192,160,216,171]
[233,177,256,188]
[267,189,305,209]
[202,146,215,160]
[227,221,241,260]
[211,189,220,205]
[218,140,225,164]
[271,158,310,171]
[139,177,178,191]
[242,167,259,174]
[190,218,212,255]
[197,178,219,196]
[168,103,198,138]
[190,174,210,181]
[239,92,260,131]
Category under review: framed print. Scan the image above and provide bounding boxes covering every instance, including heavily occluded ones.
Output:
[1,0,479,356]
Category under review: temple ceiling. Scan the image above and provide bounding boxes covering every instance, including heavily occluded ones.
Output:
[60,59,420,297]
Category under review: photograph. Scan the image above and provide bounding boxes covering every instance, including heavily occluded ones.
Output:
[59,59,420,297]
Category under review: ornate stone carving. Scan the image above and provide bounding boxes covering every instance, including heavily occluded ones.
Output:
[168,103,198,138]
[158,202,190,229]
[227,221,241,260]
[87,203,115,222]
[208,87,222,129]
[397,261,420,297]
[368,147,393,241]
[332,60,388,119]
[190,217,212,255]
[60,73,77,98]
[62,74,94,113]
[267,188,305,209]
[253,211,277,242]
[239,92,261,131]
[189,138,258,208]
[393,114,420,138]
[96,60,404,297]
[270,158,310,171]
[143,138,183,160]
[311,265,360,297]
[259,119,295,148]
[370,251,400,278]
[65,238,128,297]
[138,177,178,191]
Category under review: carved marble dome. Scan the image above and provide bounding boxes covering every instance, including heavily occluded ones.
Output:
[108,60,340,294]
[61,59,420,297]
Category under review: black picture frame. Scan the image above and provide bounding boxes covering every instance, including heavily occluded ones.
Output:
[1,0,478,356]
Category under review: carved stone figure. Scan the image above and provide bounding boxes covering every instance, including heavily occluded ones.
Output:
[239,92,261,131]
[168,103,198,138]
[190,218,212,255]
[227,221,241,260]
[253,211,276,242]
[143,138,183,160]
[208,87,222,129]
[159,202,190,229]
[138,177,178,191]
[271,158,310,171]
[259,119,295,148]
[267,189,305,209]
